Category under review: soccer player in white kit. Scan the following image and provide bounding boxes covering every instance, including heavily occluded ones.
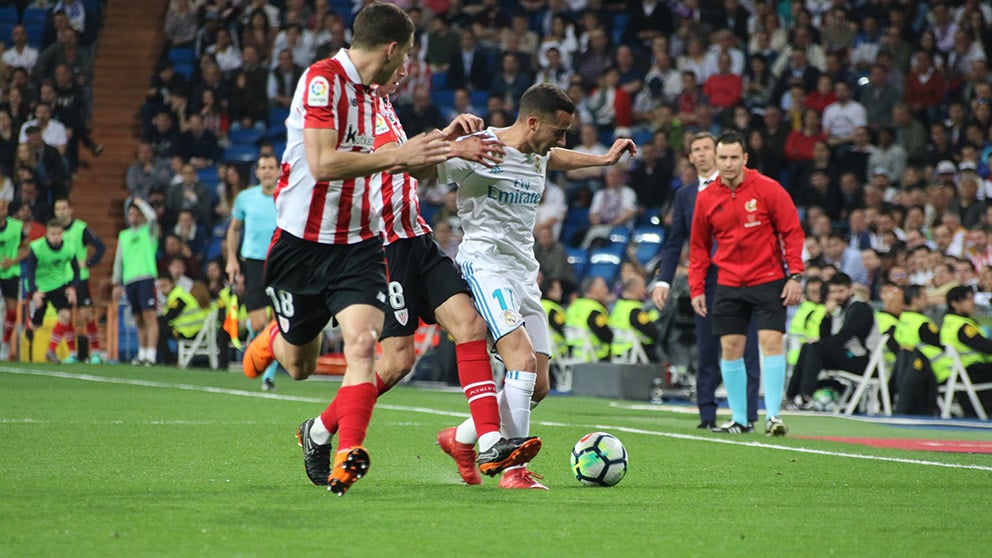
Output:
[433,84,636,488]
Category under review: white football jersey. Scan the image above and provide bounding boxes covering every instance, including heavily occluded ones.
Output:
[437,128,548,276]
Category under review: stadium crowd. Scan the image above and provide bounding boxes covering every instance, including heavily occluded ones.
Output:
[106,0,992,415]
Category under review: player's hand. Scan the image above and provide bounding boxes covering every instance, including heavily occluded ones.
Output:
[31,291,43,307]
[442,113,485,139]
[453,134,504,167]
[780,278,802,306]
[691,294,707,317]
[226,260,240,284]
[66,287,77,306]
[398,130,453,169]
[0,258,11,270]
[652,284,669,310]
[112,285,122,302]
[605,138,637,164]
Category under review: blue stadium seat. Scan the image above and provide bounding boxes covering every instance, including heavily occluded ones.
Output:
[560,207,590,246]
[269,107,290,129]
[227,127,264,146]
[270,140,286,160]
[586,249,622,283]
[471,90,490,109]
[608,225,631,245]
[612,13,629,45]
[598,131,615,147]
[0,23,15,45]
[566,246,588,280]
[24,21,43,47]
[196,166,219,186]
[431,90,455,110]
[22,7,47,26]
[632,226,665,266]
[632,129,653,147]
[172,61,194,79]
[223,144,259,163]
[433,71,448,90]
[168,46,196,65]
[0,7,17,24]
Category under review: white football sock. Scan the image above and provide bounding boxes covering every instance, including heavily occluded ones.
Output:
[499,370,536,438]
[455,416,476,445]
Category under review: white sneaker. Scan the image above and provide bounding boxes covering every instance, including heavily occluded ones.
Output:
[0,343,9,361]
[765,417,789,437]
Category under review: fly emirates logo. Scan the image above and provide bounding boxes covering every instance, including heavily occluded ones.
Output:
[487,180,541,205]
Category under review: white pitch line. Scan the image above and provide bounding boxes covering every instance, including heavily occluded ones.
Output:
[5,366,992,472]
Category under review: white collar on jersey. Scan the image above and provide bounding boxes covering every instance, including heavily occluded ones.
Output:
[333,48,363,84]
[698,169,719,191]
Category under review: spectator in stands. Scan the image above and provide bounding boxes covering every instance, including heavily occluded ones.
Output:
[622,0,673,52]
[425,15,458,73]
[18,102,68,156]
[0,109,15,176]
[52,63,101,158]
[564,124,607,200]
[823,232,868,285]
[575,27,612,90]
[489,52,530,112]
[702,52,742,114]
[583,166,637,249]
[158,234,200,283]
[860,63,900,130]
[5,87,31,136]
[227,45,269,130]
[270,22,313,70]
[565,275,614,362]
[215,163,246,223]
[868,127,907,185]
[759,104,789,179]
[23,125,69,202]
[163,0,198,52]
[533,46,572,92]
[804,74,836,115]
[628,130,674,214]
[3,25,38,73]
[240,0,279,29]
[16,179,50,223]
[178,113,220,169]
[143,109,180,163]
[207,26,242,75]
[677,34,708,85]
[787,272,876,409]
[534,226,576,293]
[950,174,987,229]
[447,29,489,91]
[904,50,947,123]
[35,28,91,86]
[173,208,206,257]
[742,53,774,109]
[127,142,172,201]
[397,85,446,138]
[241,8,274,65]
[266,48,301,110]
[165,163,211,230]
[188,61,227,115]
[822,81,867,148]
[313,10,349,60]
[785,109,827,171]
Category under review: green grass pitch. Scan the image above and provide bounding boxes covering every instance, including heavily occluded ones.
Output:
[2,362,990,557]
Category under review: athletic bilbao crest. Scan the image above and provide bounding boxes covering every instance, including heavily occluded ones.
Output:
[394,309,409,326]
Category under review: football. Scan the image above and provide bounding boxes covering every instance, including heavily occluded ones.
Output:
[812,387,840,412]
[570,432,628,487]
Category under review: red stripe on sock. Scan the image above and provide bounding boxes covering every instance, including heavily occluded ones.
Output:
[49,322,65,352]
[334,383,377,451]
[86,320,100,350]
[456,340,500,437]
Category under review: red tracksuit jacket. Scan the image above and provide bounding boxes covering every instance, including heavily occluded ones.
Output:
[688,168,805,298]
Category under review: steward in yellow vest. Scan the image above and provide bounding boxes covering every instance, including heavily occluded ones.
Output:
[157,275,212,365]
[540,278,568,360]
[934,285,992,417]
[892,284,943,415]
[787,277,824,366]
[564,276,613,362]
[608,275,659,360]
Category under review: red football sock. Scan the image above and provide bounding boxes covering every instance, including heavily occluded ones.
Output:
[334,382,378,451]
[49,322,66,352]
[320,373,389,435]
[64,324,76,352]
[456,340,500,438]
[86,320,100,350]
[3,309,16,343]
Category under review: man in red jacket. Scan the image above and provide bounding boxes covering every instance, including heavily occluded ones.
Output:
[689,131,805,436]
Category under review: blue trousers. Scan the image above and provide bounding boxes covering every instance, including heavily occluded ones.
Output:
[694,287,761,423]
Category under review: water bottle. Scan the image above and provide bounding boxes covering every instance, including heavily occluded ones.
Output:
[650,377,664,404]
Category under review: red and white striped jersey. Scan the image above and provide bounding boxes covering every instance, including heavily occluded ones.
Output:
[274,49,381,245]
[372,95,431,245]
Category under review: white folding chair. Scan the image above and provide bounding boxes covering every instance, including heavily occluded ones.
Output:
[821,333,892,416]
[611,329,650,364]
[177,314,219,370]
[937,345,992,420]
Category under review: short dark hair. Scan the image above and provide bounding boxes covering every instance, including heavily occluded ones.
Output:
[518,83,575,119]
[688,131,717,149]
[46,218,64,229]
[946,284,974,307]
[351,2,414,50]
[716,131,746,151]
[903,284,924,305]
[828,271,852,287]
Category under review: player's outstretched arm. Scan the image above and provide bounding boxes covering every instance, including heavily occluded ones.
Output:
[441,113,485,140]
[305,128,452,181]
[547,138,637,171]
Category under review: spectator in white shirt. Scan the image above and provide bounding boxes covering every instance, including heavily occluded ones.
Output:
[822,81,867,146]
[206,27,242,74]
[582,166,638,249]
[18,102,68,155]
[1,25,38,72]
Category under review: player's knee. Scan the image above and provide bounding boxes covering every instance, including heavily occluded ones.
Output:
[378,353,415,385]
[344,329,378,360]
[505,350,537,373]
[284,358,316,380]
[448,312,489,344]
